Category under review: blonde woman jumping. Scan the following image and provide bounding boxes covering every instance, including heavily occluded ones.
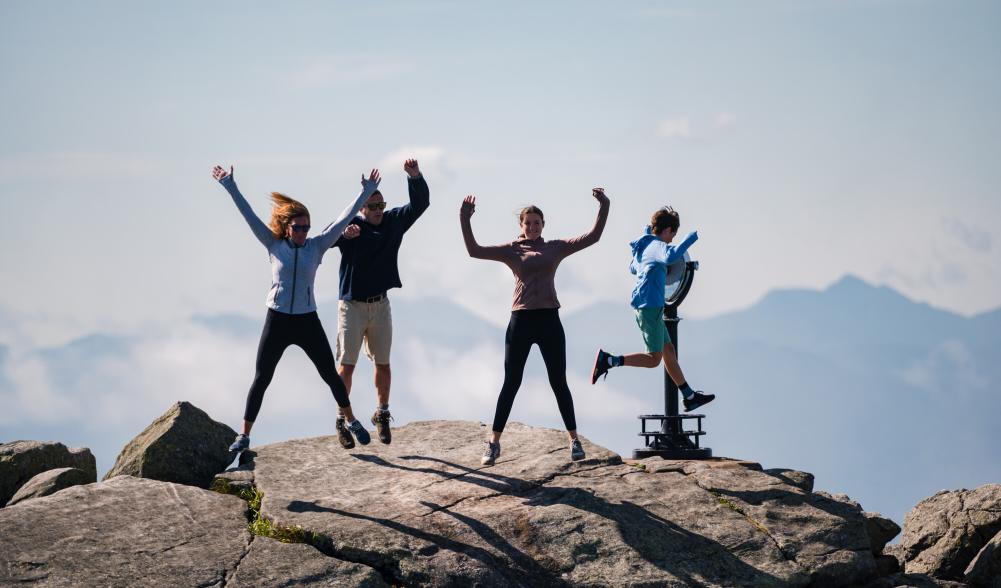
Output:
[212,164,381,452]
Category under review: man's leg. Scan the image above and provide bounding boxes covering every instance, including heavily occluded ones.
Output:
[335,300,365,409]
[366,298,394,443]
[374,364,391,407]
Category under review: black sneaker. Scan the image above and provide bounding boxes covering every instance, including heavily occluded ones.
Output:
[371,409,393,444]
[481,441,501,466]
[570,438,585,461]
[335,417,355,449]
[347,419,371,446]
[683,392,716,412]
[229,434,250,452]
[591,349,613,384]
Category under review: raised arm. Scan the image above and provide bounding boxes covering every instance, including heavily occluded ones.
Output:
[212,165,274,248]
[561,187,611,256]
[385,158,430,230]
[459,195,513,262]
[315,169,382,250]
[661,231,699,265]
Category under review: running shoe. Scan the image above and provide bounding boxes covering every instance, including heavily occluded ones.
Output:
[335,417,355,449]
[371,409,393,444]
[591,349,613,384]
[229,434,250,452]
[481,441,501,466]
[348,419,371,446]
[570,438,585,461]
[683,391,716,412]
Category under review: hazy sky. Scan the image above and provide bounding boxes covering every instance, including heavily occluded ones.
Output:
[2,1,999,343]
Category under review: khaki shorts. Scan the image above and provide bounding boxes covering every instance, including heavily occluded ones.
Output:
[336,298,393,365]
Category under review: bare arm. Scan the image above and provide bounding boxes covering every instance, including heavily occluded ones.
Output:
[460,195,513,261]
[561,187,611,256]
[212,165,274,248]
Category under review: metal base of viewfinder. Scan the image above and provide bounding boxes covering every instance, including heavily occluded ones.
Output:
[632,414,712,459]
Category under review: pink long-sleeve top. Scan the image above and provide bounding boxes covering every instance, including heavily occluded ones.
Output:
[460,199,609,311]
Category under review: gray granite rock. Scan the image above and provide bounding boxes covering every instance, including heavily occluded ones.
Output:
[243,420,877,587]
[689,466,877,587]
[231,538,389,587]
[901,484,1001,580]
[765,468,815,493]
[965,529,1001,588]
[866,511,903,555]
[0,476,250,587]
[0,441,96,507]
[7,467,93,506]
[103,401,237,488]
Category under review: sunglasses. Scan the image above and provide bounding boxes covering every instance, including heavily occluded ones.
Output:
[366,202,387,211]
[290,225,311,233]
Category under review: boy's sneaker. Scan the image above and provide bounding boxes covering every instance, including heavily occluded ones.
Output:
[371,409,393,444]
[683,391,716,412]
[481,441,501,466]
[348,419,371,446]
[570,438,585,461]
[335,417,355,449]
[591,349,613,384]
[229,434,250,452]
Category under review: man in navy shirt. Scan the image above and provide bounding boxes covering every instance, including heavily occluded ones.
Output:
[332,158,430,445]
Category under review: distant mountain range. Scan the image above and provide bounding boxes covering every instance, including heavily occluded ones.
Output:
[1,275,997,526]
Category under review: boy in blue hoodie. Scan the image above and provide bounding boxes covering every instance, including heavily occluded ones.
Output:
[591,207,715,412]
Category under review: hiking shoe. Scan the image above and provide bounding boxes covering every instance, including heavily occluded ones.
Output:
[683,391,716,412]
[371,409,393,444]
[335,417,355,449]
[481,441,501,466]
[348,419,371,446]
[570,438,585,461]
[591,349,613,384]
[229,434,250,452]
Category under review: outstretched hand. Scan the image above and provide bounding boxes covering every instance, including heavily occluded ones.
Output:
[461,195,476,216]
[342,224,361,240]
[592,187,609,202]
[212,165,233,181]
[404,159,420,177]
[361,169,381,193]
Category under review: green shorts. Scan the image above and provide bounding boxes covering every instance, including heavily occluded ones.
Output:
[634,307,671,353]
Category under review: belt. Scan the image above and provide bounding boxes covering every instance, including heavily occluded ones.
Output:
[361,292,387,303]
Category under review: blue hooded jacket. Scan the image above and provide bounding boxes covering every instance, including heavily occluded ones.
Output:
[629,228,699,308]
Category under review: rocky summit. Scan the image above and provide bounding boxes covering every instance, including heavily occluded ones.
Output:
[2,414,998,587]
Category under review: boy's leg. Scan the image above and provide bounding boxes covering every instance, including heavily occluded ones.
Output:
[660,342,687,385]
[592,307,664,382]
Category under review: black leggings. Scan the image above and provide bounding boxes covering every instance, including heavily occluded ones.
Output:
[491,308,577,433]
[243,309,350,423]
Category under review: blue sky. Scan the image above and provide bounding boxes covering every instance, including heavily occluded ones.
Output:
[1,2,1000,518]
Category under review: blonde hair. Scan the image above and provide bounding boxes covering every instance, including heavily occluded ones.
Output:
[268,192,310,239]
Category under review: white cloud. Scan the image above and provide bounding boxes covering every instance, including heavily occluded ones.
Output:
[658,116,693,140]
[944,218,992,254]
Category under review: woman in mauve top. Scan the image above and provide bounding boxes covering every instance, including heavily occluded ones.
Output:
[460,188,610,465]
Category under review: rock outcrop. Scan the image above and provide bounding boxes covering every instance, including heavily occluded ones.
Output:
[900,484,1001,582]
[7,467,94,506]
[0,440,96,507]
[6,410,995,588]
[964,529,1001,587]
[216,421,881,587]
[103,401,237,488]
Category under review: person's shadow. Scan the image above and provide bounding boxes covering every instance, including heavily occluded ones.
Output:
[285,454,798,586]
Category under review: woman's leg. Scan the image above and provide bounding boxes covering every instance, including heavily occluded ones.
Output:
[244,310,291,432]
[536,311,578,440]
[490,312,533,439]
[298,313,356,422]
